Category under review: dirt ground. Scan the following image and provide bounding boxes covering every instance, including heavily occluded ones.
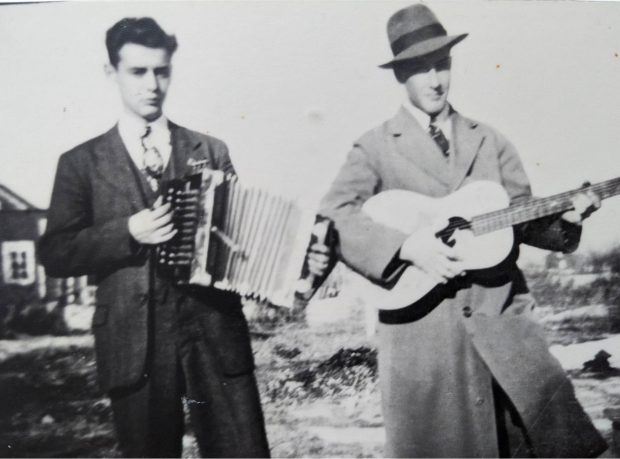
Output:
[0,302,619,458]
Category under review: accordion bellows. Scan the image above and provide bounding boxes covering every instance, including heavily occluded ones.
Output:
[157,168,333,308]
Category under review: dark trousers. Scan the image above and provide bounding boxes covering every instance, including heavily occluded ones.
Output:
[109,285,270,458]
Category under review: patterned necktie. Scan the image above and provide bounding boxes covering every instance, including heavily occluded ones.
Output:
[429,120,450,157]
[140,125,164,192]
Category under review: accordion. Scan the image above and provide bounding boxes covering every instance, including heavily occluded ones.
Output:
[157,168,336,308]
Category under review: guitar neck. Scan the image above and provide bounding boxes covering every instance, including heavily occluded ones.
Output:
[471,177,620,235]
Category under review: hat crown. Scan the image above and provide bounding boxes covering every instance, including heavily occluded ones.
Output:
[387,4,443,45]
[379,3,467,69]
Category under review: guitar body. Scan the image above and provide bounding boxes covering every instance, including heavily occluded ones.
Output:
[362,180,514,311]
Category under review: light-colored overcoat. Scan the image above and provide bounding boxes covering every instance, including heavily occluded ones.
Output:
[320,107,607,457]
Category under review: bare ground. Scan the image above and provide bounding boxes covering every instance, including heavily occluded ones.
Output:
[0,303,619,457]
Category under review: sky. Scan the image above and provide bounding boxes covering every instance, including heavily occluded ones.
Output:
[0,0,619,257]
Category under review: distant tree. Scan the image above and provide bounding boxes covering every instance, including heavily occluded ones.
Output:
[545,252,561,270]
[589,246,620,274]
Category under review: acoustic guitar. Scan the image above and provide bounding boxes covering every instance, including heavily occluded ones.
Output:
[362,178,620,311]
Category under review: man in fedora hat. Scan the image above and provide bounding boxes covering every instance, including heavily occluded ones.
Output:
[320,3,606,457]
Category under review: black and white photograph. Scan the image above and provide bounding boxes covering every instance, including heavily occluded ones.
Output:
[0,0,619,457]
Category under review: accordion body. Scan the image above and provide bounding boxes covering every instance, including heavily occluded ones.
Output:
[157,168,334,308]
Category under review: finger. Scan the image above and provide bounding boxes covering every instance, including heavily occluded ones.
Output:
[424,263,450,284]
[561,210,582,225]
[586,190,601,209]
[151,195,164,209]
[309,253,330,264]
[156,228,178,243]
[435,263,460,280]
[151,202,172,218]
[437,243,462,261]
[310,243,330,255]
[441,260,465,278]
[308,264,327,276]
[153,209,174,227]
[153,223,175,238]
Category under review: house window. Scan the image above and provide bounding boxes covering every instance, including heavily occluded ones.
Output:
[2,241,35,286]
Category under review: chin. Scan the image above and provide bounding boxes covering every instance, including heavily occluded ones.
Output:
[141,108,163,121]
[424,102,446,116]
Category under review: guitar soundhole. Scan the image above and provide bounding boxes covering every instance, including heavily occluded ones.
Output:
[436,216,470,247]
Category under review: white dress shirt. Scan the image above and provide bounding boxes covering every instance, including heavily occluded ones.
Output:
[118,111,172,173]
[403,99,453,146]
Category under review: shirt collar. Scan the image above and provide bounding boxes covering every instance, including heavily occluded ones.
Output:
[118,110,169,144]
[403,99,431,129]
[402,99,452,128]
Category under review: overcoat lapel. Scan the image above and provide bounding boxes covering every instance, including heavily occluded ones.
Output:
[94,125,147,211]
[387,108,486,192]
[388,107,453,188]
[450,112,485,192]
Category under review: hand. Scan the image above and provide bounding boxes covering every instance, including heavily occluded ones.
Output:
[561,188,601,225]
[128,196,177,245]
[399,221,465,284]
[307,243,331,277]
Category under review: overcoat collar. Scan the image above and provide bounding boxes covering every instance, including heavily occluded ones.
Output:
[387,106,485,191]
[94,121,210,211]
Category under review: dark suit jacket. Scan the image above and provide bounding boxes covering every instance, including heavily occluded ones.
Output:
[39,122,253,392]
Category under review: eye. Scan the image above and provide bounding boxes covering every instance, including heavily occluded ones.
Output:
[130,68,147,76]
[434,58,452,71]
[155,67,171,78]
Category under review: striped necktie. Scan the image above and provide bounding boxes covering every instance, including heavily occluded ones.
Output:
[140,125,164,192]
[429,120,450,157]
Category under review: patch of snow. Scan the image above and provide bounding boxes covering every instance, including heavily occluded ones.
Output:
[63,304,94,331]
[305,296,355,326]
[306,426,385,445]
[540,304,608,323]
[0,335,93,363]
[550,334,620,370]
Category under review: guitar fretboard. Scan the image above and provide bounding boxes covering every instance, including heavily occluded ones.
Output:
[470,177,620,236]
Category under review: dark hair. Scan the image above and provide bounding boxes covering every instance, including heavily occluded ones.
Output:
[106,17,178,67]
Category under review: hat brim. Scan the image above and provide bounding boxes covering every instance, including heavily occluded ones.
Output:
[379,33,468,69]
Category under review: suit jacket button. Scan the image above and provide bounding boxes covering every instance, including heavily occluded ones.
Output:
[462,306,472,318]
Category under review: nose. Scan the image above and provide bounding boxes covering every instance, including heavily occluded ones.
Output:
[428,68,440,88]
[144,70,159,92]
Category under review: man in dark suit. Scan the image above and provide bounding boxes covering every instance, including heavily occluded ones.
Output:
[320,4,606,458]
[39,17,270,458]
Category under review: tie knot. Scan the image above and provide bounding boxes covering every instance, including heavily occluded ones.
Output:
[141,125,157,152]
[142,125,152,139]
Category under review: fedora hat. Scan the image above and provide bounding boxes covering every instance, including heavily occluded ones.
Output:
[379,4,467,69]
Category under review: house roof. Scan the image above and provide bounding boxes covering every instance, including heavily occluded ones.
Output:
[0,184,40,211]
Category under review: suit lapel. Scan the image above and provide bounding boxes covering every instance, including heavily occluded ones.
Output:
[388,107,453,188]
[94,126,147,211]
[450,112,485,192]
[168,122,212,179]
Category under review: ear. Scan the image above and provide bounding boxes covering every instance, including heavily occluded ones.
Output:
[104,63,116,80]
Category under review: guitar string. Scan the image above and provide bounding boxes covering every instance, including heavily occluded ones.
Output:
[472,180,620,232]
[435,179,620,238]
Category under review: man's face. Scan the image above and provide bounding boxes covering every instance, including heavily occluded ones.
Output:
[403,56,451,116]
[107,43,172,121]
